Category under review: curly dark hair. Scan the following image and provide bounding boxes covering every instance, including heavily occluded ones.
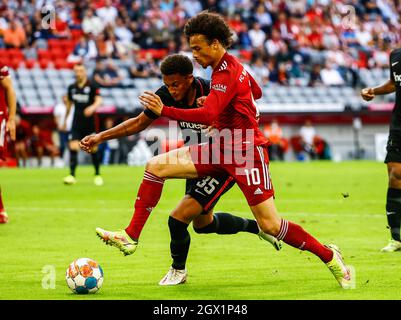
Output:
[160,54,193,76]
[184,11,233,48]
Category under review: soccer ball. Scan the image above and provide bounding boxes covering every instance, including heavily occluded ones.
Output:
[66,258,104,294]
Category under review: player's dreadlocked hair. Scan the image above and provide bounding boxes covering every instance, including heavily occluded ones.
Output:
[160,54,194,76]
[184,11,234,49]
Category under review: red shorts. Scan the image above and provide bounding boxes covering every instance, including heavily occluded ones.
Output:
[0,113,7,161]
[189,143,274,206]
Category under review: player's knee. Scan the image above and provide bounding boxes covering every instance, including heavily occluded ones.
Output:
[258,221,280,237]
[389,169,401,186]
[69,142,79,151]
[145,157,165,178]
[170,209,190,224]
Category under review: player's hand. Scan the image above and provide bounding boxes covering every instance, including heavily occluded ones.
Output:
[361,87,375,101]
[84,105,96,117]
[79,134,100,153]
[6,117,15,141]
[197,96,207,107]
[139,91,163,116]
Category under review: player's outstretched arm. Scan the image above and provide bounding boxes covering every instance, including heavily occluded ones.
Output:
[361,79,396,101]
[140,84,233,126]
[80,112,154,153]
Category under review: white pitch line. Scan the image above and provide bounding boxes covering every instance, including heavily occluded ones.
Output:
[8,206,126,212]
[224,198,384,204]
[8,206,385,218]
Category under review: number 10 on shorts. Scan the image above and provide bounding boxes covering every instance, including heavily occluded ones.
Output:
[244,168,261,186]
[244,167,272,190]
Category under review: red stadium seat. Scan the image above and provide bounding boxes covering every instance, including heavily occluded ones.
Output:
[67,61,77,69]
[71,29,83,41]
[0,56,11,67]
[37,49,52,61]
[51,49,68,60]
[150,49,168,60]
[138,49,168,60]
[54,59,70,69]
[6,49,24,61]
[239,50,252,62]
[62,39,76,54]
[8,59,21,69]
[39,58,51,69]
[48,39,63,50]
[23,59,37,69]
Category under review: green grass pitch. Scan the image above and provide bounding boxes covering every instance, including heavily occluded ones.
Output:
[1,161,400,300]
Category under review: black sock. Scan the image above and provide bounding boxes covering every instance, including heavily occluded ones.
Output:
[168,216,190,270]
[194,212,259,235]
[386,188,401,241]
[70,150,78,176]
[91,152,100,176]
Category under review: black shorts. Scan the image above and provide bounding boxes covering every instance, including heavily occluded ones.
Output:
[385,136,401,163]
[185,175,235,214]
[70,123,95,141]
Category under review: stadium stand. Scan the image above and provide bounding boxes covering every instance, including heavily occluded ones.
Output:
[0,0,399,163]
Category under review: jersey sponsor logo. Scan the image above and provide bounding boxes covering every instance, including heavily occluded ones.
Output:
[211,83,227,93]
[179,121,203,130]
[392,61,399,66]
[72,93,90,103]
[218,60,227,72]
[393,72,401,82]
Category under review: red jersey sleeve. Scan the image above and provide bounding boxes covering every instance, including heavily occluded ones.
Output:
[248,72,262,100]
[161,69,237,125]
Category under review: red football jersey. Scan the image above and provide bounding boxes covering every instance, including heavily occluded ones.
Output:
[0,65,10,116]
[161,52,268,150]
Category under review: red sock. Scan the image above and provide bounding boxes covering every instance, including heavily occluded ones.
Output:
[0,187,4,211]
[277,219,333,263]
[125,171,164,241]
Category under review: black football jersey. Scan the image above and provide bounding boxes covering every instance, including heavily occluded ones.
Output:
[154,77,210,145]
[389,48,401,138]
[67,81,100,125]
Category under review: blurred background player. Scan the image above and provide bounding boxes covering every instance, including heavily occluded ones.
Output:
[30,124,59,167]
[14,114,30,168]
[263,119,287,161]
[299,119,317,160]
[0,64,17,223]
[361,48,401,252]
[80,54,281,285]
[63,62,103,186]
[53,94,74,161]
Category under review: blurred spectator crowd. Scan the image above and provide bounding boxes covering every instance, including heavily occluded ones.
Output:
[0,0,399,88]
[0,0,396,166]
